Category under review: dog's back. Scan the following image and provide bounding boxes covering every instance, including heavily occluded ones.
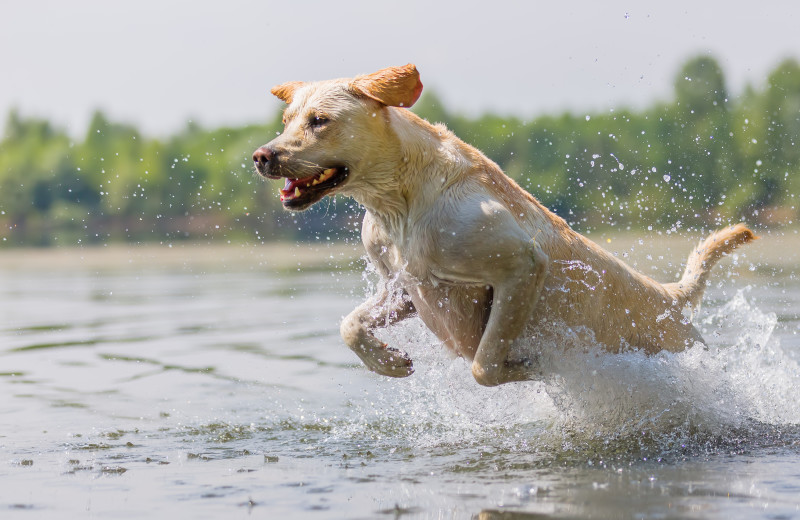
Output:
[389,107,754,354]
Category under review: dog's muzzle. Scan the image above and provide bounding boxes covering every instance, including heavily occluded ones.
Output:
[252,145,350,211]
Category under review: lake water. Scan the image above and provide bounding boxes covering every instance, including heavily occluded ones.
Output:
[1,233,799,519]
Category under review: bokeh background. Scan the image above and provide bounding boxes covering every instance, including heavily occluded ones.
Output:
[2,0,799,246]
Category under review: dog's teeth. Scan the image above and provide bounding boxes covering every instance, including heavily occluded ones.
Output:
[294,187,301,197]
[318,168,336,182]
[312,179,320,186]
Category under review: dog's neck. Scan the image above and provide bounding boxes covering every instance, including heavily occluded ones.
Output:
[348,108,479,231]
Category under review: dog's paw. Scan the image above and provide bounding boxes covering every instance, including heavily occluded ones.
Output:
[471,356,541,386]
[356,342,414,378]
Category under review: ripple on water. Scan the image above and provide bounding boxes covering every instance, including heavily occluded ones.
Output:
[3,260,800,518]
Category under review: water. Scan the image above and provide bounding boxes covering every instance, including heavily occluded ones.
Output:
[1,235,799,519]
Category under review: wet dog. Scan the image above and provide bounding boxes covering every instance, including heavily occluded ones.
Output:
[253,64,755,386]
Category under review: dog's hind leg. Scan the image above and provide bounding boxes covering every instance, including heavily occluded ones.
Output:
[656,319,706,353]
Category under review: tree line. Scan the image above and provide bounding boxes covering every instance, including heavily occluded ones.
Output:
[1,55,798,247]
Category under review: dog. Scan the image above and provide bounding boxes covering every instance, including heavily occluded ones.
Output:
[252,64,756,386]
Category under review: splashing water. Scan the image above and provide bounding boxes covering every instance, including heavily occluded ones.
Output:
[329,281,798,460]
[3,245,798,518]
[700,288,800,425]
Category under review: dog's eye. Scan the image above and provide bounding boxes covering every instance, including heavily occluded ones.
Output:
[308,115,329,128]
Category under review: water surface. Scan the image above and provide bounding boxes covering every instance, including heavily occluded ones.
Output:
[1,235,799,519]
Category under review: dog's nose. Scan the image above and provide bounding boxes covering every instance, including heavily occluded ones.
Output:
[252,146,274,167]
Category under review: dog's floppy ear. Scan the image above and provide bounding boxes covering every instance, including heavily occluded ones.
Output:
[271,81,306,104]
[350,64,423,108]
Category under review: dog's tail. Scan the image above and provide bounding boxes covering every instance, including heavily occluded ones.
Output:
[664,223,757,308]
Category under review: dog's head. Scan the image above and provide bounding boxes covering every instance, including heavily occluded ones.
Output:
[253,64,423,211]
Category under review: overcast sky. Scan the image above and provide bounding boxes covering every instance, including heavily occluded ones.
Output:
[2,1,798,137]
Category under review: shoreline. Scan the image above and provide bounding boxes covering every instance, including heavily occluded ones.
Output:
[0,241,366,272]
[0,228,796,273]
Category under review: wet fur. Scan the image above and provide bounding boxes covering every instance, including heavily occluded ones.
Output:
[254,65,756,386]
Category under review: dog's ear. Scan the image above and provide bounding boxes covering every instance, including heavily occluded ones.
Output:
[271,81,306,104]
[350,64,423,108]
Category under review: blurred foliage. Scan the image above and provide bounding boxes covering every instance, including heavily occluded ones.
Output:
[1,55,799,247]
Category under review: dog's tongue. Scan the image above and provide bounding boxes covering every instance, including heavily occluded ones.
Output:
[279,168,339,200]
[280,177,301,196]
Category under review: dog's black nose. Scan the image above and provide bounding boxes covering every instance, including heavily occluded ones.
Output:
[252,146,274,167]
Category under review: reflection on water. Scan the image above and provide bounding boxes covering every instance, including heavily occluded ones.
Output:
[1,238,799,519]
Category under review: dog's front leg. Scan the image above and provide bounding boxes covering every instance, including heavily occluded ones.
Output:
[340,289,416,377]
[471,239,549,386]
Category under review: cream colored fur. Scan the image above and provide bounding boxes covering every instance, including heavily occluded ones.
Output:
[254,65,756,386]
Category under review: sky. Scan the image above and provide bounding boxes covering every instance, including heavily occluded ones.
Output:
[2,1,799,138]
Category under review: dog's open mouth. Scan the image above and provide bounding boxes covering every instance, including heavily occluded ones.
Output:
[279,166,349,209]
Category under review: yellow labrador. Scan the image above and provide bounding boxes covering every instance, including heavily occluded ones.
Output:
[253,64,755,386]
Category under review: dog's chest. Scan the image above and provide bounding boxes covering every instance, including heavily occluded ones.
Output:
[375,240,434,286]
[373,236,490,357]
